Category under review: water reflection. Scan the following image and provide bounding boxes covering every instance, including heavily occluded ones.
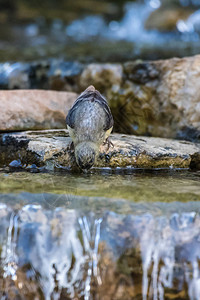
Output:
[0,171,199,202]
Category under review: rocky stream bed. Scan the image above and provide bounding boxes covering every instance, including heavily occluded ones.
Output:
[0,18,200,298]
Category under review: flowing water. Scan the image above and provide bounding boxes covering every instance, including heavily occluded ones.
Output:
[1,0,200,62]
[0,170,200,299]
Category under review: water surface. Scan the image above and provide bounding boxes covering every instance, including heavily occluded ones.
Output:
[0,170,200,203]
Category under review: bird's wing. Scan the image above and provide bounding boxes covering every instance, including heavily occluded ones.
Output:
[66,88,114,131]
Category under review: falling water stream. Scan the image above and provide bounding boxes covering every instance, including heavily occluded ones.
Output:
[0,170,200,299]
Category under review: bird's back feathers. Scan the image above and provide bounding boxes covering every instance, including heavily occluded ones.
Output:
[66,86,113,131]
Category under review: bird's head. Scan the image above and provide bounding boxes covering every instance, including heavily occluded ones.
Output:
[75,142,98,170]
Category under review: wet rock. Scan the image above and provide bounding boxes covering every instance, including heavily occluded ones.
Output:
[0,60,84,91]
[112,55,200,141]
[0,90,77,131]
[48,60,84,92]
[77,55,200,141]
[28,60,50,90]
[124,60,159,84]
[190,152,200,170]
[79,63,123,92]
[0,62,29,89]
[0,129,199,170]
[8,63,30,90]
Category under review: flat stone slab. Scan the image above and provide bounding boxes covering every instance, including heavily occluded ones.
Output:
[0,130,199,170]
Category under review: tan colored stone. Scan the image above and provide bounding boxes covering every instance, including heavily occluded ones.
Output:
[155,55,200,137]
[108,55,200,140]
[79,63,123,92]
[0,90,77,131]
[78,55,200,140]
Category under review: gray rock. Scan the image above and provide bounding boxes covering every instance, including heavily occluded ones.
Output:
[47,60,84,92]
[0,129,199,170]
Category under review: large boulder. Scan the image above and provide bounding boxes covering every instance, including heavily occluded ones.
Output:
[79,55,200,141]
[0,90,77,131]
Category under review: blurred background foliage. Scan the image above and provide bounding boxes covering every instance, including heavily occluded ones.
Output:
[0,0,200,62]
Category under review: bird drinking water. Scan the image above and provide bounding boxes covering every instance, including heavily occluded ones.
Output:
[66,85,114,170]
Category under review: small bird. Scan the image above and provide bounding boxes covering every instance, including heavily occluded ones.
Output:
[66,85,114,170]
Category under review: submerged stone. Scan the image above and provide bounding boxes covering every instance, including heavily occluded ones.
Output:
[9,159,22,168]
